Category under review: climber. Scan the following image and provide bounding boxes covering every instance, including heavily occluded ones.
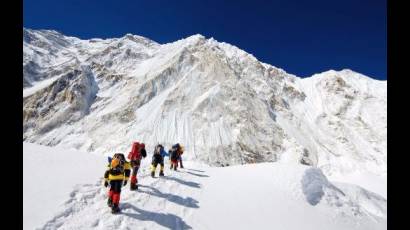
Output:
[127,141,147,190]
[150,144,168,177]
[104,153,131,213]
[169,143,184,171]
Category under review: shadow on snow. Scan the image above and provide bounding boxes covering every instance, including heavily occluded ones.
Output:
[183,171,209,178]
[121,203,192,230]
[138,184,199,208]
[163,175,201,188]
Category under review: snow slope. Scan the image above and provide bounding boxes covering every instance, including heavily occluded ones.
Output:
[24,143,386,230]
[23,143,106,230]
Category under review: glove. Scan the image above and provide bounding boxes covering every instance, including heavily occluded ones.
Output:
[104,181,108,187]
[123,180,127,186]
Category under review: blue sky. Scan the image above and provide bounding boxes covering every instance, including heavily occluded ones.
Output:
[23,0,386,80]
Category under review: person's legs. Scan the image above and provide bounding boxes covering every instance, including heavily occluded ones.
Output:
[151,162,158,177]
[159,161,164,176]
[130,161,140,190]
[111,180,122,212]
[107,187,114,207]
[171,159,178,170]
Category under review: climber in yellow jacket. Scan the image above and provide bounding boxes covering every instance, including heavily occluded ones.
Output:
[104,153,131,214]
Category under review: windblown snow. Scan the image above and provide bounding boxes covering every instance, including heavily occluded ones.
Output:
[23,28,387,229]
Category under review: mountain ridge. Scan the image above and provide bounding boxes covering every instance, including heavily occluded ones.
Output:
[23,28,386,194]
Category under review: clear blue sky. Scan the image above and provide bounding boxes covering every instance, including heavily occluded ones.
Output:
[23,0,386,80]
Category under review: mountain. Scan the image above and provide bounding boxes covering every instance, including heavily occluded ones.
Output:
[22,28,386,196]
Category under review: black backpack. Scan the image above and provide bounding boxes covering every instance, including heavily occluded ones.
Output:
[170,149,179,161]
[109,153,126,175]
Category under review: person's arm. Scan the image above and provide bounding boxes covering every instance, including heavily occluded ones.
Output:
[124,162,131,180]
[140,148,147,158]
[161,149,169,157]
[104,166,110,187]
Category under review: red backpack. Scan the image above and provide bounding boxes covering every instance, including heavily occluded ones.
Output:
[128,142,141,160]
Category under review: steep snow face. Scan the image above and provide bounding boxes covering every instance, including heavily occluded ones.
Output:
[23,28,81,87]
[22,29,386,189]
[23,64,98,140]
[287,70,386,181]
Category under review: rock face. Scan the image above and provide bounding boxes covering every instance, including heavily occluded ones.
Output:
[23,28,386,179]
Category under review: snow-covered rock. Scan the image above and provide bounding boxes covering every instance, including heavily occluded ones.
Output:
[22,28,386,197]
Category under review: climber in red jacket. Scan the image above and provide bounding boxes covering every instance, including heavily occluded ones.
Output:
[127,141,147,190]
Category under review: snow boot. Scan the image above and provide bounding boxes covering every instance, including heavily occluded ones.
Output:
[151,171,155,178]
[130,183,137,191]
[111,204,120,214]
[130,175,137,186]
[159,171,164,176]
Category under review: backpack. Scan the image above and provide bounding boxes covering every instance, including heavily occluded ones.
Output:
[151,145,163,163]
[170,149,179,161]
[128,142,141,160]
[154,144,163,155]
[108,153,126,175]
[172,143,184,155]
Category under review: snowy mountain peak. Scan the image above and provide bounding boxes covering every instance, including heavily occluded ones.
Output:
[185,33,206,41]
[313,69,385,83]
[23,29,386,197]
[122,33,159,46]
